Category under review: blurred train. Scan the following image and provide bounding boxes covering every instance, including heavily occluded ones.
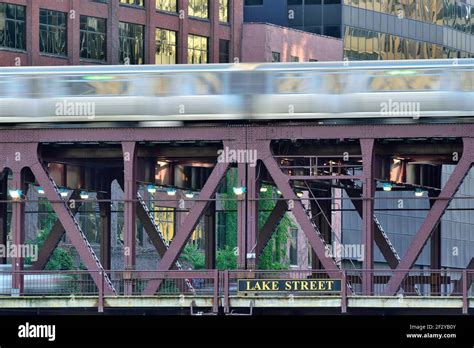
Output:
[0,59,472,125]
[0,265,72,295]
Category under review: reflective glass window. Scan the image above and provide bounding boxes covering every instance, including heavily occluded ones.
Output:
[39,9,67,56]
[0,3,26,50]
[119,22,144,65]
[187,34,208,64]
[80,16,107,61]
[156,28,177,64]
[156,0,178,12]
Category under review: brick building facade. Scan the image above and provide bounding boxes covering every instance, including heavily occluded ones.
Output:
[0,0,243,66]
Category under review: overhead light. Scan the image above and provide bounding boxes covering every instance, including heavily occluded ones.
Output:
[166,188,177,196]
[80,191,89,200]
[296,191,304,198]
[260,186,268,193]
[59,189,69,198]
[185,192,195,199]
[147,184,157,194]
[415,188,424,197]
[233,187,246,196]
[9,189,22,199]
[382,183,392,192]
[37,187,45,195]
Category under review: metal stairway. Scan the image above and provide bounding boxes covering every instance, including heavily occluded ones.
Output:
[43,165,117,294]
[137,192,195,293]
[299,186,355,294]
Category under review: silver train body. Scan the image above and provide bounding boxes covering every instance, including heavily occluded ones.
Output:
[0,59,473,123]
[0,266,72,295]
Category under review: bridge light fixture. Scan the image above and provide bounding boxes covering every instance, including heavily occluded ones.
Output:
[233,187,246,196]
[277,190,282,195]
[166,188,177,196]
[260,186,268,193]
[80,191,89,200]
[9,189,22,199]
[185,191,195,199]
[296,191,304,198]
[147,185,157,194]
[37,187,45,195]
[415,188,424,197]
[59,189,69,198]
[382,182,392,192]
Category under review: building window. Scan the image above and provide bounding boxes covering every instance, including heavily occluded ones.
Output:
[219,39,230,63]
[272,51,281,62]
[119,22,144,64]
[290,55,299,62]
[156,28,177,64]
[289,228,298,266]
[245,0,264,5]
[219,0,229,22]
[188,34,208,64]
[119,0,144,7]
[39,9,67,56]
[156,0,177,12]
[0,3,26,50]
[80,16,107,61]
[189,0,209,19]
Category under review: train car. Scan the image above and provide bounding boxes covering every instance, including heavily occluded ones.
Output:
[0,59,472,124]
[0,265,73,296]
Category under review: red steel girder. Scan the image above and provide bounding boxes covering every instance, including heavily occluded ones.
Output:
[384,138,474,295]
[256,140,342,278]
[142,160,231,295]
[0,143,115,295]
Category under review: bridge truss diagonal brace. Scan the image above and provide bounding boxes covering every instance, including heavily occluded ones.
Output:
[344,187,399,269]
[385,138,474,295]
[142,159,231,295]
[29,161,115,294]
[256,141,341,278]
[256,200,288,259]
[31,190,82,270]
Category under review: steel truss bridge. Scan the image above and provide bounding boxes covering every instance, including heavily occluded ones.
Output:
[0,124,473,314]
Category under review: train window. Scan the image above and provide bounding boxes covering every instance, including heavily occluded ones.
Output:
[48,76,133,97]
[459,70,473,92]
[0,77,34,98]
[273,73,317,94]
[152,73,223,96]
[367,71,442,91]
[323,73,350,94]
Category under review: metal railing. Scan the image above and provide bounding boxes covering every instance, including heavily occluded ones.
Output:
[0,269,472,314]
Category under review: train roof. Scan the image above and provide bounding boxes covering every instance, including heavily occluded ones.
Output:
[0,58,473,76]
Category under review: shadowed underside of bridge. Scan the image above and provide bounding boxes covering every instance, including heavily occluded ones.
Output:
[0,123,473,314]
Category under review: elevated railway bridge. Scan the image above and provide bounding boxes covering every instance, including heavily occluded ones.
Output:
[0,59,473,314]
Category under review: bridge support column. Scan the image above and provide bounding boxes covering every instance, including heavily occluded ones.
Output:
[237,163,247,269]
[246,163,258,269]
[361,139,375,295]
[99,190,112,271]
[0,173,8,264]
[204,202,216,269]
[122,142,137,295]
[11,170,26,294]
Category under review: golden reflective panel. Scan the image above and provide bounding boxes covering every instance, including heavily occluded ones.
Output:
[460,71,474,91]
[369,73,441,91]
[275,73,314,94]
